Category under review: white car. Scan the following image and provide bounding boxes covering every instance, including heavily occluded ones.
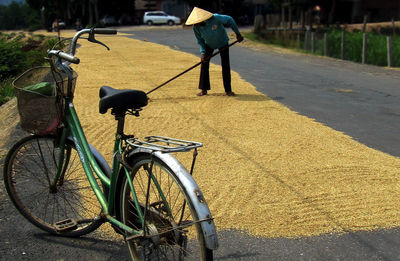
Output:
[143,11,181,26]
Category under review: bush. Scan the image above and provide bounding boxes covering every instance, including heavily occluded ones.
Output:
[0,34,58,105]
[0,2,41,30]
[0,78,14,105]
[344,31,363,63]
[0,39,26,80]
[392,37,400,67]
[366,33,387,66]
[254,28,400,68]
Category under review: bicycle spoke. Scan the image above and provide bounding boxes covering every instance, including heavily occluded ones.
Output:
[14,186,48,205]
[14,164,48,187]
[135,167,147,195]
[65,187,98,217]
[35,138,53,186]
[126,199,140,229]
[61,190,87,222]
[18,149,51,180]
[121,156,209,260]
[63,154,82,180]
[4,136,103,236]
[45,138,58,168]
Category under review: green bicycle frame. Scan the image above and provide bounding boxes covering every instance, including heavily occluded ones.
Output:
[44,28,183,243]
[51,97,175,236]
[51,98,132,234]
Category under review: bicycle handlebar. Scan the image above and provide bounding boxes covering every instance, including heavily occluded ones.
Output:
[69,28,118,56]
[48,28,117,74]
[48,50,80,64]
[93,28,117,35]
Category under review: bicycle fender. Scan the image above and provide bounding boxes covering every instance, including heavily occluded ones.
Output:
[88,143,112,177]
[129,149,219,250]
[67,136,112,177]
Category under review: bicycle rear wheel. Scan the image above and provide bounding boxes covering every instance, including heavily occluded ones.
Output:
[3,135,104,237]
[119,154,213,260]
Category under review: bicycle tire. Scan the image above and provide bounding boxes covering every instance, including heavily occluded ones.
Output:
[119,154,213,260]
[3,135,104,237]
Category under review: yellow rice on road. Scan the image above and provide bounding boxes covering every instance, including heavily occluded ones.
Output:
[1,29,400,239]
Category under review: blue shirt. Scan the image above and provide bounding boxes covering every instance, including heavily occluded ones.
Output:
[193,14,240,54]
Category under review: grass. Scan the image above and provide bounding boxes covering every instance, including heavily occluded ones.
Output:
[0,32,59,106]
[251,28,400,67]
[0,78,14,104]
[243,31,306,54]
[243,31,265,44]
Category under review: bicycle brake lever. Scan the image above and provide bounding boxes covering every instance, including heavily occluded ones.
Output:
[88,30,110,50]
[96,40,110,50]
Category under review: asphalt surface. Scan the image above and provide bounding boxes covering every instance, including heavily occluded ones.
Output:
[122,26,400,157]
[2,26,400,260]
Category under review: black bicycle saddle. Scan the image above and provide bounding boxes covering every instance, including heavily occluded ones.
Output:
[99,86,148,114]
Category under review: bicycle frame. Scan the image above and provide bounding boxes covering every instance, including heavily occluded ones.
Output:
[46,34,139,235]
[52,84,200,238]
[52,98,137,235]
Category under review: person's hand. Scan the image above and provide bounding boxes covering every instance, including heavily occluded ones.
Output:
[201,54,209,63]
[236,33,244,43]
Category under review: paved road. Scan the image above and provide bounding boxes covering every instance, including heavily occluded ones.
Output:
[2,26,400,260]
[121,26,400,157]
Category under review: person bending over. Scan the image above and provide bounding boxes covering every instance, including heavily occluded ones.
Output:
[185,7,243,96]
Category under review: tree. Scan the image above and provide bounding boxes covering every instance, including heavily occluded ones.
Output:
[26,0,136,28]
[328,0,336,25]
[181,0,220,12]
[0,2,40,30]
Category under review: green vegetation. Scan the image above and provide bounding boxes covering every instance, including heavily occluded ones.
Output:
[246,30,302,49]
[0,2,41,31]
[251,29,400,68]
[0,32,58,105]
[0,78,14,105]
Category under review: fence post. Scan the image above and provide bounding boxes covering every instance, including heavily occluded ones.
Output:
[304,29,310,50]
[387,36,393,67]
[362,14,368,33]
[296,31,300,49]
[341,30,346,60]
[392,18,395,36]
[362,33,367,64]
[254,15,264,32]
[324,33,328,56]
[311,32,315,53]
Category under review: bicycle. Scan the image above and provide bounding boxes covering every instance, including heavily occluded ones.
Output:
[3,28,218,260]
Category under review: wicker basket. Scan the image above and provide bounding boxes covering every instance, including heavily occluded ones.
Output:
[13,66,77,135]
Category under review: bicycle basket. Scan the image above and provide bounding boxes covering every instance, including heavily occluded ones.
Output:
[13,66,78,135]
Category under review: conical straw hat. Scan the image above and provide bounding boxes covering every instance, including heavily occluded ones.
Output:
[185,7,213,25]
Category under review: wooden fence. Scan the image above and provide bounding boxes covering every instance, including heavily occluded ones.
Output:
[257,28,398,67]
[303,30,395,67]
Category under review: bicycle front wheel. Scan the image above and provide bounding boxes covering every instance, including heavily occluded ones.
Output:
[3,135,104,237]
[119,154,213,260]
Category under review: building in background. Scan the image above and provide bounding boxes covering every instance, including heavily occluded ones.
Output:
[135,0,189,20]
[161,0,189,18]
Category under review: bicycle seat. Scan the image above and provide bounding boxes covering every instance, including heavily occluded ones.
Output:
[99,86,148,114]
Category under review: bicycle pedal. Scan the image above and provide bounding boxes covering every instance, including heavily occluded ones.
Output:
[54,218,78,232]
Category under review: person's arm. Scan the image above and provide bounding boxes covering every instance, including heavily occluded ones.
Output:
[215,14,243,42]
[193,26,207,55]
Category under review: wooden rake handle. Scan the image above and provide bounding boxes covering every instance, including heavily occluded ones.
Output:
[146,40,239,95]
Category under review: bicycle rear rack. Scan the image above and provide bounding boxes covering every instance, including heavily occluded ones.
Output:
[126,136,202,153]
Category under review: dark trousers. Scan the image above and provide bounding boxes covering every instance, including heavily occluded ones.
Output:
[199,44,231,93]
